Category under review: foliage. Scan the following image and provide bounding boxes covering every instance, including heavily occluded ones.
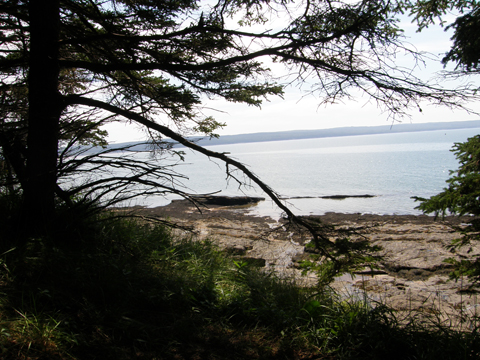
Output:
[2,0,480,296]
[443,4,480,70]
[416,135,480,218]
[402,0,480,283]
[1,1,477,219]
[297,218,382,287]
[406,0,480,71]
[414,135,480,283]
[0,199,479,359]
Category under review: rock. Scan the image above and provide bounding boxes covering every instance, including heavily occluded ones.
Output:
[320,194,375,200]
[192,195,265,206]
[238,257,267,267]
[353,269,388,276]
[134,205,480,324]
[224,244,253,255]
[225,245,247,255]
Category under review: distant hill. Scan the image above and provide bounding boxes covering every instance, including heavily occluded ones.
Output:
[104,120,480,152]
[190,120,480,147]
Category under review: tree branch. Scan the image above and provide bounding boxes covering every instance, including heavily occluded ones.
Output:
[65,94,336,256]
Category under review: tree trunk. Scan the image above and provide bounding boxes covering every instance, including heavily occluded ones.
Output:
[24,0,61,236]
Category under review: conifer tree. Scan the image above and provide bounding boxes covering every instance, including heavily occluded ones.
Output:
[1,0,478,271]
[411,0,480,283]
[415,137,480,283]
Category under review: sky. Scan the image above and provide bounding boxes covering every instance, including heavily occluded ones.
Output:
[104,11,480,144]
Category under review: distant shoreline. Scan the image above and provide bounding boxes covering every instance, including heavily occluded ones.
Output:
[190,120,480,147]
[106,119,480,151]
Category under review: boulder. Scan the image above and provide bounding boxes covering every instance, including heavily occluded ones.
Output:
[193,195,265,206]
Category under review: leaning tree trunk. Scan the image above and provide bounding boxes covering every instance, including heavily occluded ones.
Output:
[24,0,61,236]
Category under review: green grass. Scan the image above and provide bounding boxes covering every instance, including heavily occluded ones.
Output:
[0,199,479,359]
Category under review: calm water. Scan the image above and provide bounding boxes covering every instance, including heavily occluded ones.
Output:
[141,128,480,218]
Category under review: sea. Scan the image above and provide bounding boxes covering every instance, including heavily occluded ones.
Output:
[137,127,480,218]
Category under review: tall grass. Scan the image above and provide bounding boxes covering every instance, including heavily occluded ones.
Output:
[0,196,479,359]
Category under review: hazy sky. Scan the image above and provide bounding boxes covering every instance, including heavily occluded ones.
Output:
[104,15,480,143]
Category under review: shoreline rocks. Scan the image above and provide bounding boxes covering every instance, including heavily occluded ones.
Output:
[131,198,480,327]
[189,195,265,206]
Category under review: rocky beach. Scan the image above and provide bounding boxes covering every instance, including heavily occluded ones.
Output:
[132,197,480,328]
